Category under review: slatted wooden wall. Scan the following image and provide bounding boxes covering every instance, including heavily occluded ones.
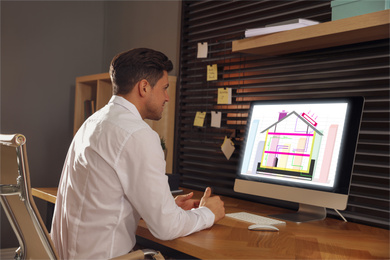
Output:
[174,0,389,229]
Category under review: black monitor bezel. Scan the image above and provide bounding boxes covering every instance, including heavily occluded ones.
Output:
[236,96,364,195]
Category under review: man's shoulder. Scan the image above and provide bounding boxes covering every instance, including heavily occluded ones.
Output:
[97,102,151,133]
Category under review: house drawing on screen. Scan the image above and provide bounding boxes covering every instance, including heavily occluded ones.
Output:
[258,111,323,177]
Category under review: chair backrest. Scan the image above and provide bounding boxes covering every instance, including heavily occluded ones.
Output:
[0,134,59,260]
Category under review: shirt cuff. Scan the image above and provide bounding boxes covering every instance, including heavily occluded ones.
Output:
[193,206,215,228]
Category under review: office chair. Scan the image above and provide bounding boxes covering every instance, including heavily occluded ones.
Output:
[0,134,164,260]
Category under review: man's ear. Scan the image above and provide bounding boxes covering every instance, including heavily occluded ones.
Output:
[137,79,150,97]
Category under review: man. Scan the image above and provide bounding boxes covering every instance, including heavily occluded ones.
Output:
[51,48,225,259]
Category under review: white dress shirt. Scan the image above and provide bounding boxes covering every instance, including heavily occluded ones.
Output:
[51,95,214,259]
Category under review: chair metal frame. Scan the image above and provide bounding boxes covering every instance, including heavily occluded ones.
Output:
[1,134,57,259]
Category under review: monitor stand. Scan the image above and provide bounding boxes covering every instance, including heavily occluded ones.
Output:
[270,203,327,223]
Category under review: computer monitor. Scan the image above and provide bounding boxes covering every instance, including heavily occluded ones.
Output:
[234,96,364,223]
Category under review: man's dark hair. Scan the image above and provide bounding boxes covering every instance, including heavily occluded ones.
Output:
[110,48,173,95]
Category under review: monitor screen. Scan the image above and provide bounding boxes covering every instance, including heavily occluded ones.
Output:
[234,96,364,222]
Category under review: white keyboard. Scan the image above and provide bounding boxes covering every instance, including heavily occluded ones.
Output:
[226,212,285,225]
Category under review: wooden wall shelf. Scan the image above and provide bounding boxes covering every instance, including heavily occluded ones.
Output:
[232,9,390,56]
[73,73,112,135]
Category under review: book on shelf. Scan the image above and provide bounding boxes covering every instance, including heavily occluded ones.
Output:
[245,18,319,38]
[91,100,95,114]
[84,100,95,120]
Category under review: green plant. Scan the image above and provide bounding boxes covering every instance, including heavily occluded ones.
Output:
[160,137,166,151]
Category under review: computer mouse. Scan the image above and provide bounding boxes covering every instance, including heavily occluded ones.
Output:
[248,224,279,231]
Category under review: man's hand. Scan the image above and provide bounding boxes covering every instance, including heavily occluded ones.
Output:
[199,187,225,223]
[175,192,200,210]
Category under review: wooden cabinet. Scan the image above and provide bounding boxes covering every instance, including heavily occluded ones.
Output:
[232,9,389,56]
[73,73,112,135]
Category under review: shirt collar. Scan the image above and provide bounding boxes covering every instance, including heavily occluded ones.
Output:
[109,95,143,120]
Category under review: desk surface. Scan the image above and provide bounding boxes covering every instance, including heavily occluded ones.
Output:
[33,187,389,259]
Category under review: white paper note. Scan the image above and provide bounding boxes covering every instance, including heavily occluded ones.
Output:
[211,111,221,128]
[197,42,208,58]
[221,136,235,160]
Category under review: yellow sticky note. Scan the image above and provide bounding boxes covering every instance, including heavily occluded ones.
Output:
[217,88,232,104]
[193,111,206,127]
[207,64,218,81]
[221,136,235,160]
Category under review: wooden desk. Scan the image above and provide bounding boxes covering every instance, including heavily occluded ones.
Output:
[33,187,389,259]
